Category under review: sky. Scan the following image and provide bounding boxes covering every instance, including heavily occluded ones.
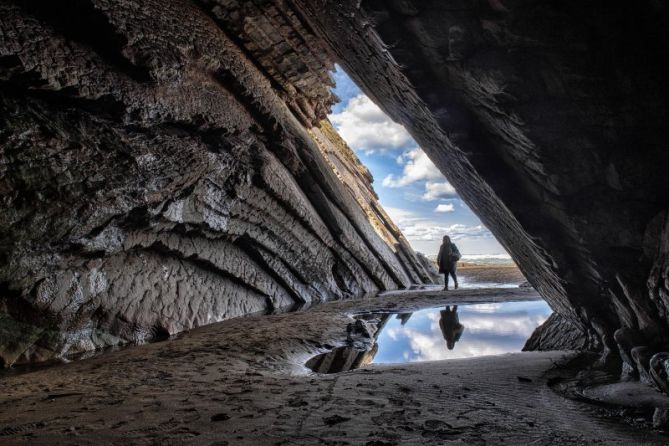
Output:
[373,301,551,363]
[329,68,507,256]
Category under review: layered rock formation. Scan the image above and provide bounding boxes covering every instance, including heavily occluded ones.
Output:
[3,0,669,390]
[292,0,669,379]
[311,120,433,285]
[0,0,432,365]
[305,314,390,374]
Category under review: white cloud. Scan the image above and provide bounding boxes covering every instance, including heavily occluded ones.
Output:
[422,181,458,201]
[461,314,548,338]
[382,148,443,187]
[384,207,426,226]
[329,94,413,152]
[380,307,550,362]
[384,207,493,242]
[435,203,455,213]
[402,223,492,241]
[465,303,503,312]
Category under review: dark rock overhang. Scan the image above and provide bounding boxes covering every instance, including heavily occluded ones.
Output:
[1,0,669,386]
[293,0,669,362]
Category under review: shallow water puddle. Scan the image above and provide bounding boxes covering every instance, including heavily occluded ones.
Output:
[374,300,551,363]
[307,300,551,374]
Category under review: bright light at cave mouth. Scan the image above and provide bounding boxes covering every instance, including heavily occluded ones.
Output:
[328,66,510,261]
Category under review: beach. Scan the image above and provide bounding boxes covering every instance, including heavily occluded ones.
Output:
[457,262,527,287]
[1,287,666,445]
[425,254,528,288]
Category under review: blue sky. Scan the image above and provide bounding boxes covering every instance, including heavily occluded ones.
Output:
[329,68,506,256]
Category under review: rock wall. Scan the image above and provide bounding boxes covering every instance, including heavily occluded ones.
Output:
[523,313,593,352]
[311,120,434,285]
[292,0,669,370]
[3,0,669,382]
[415,252,443,285]
[0,0,432,365]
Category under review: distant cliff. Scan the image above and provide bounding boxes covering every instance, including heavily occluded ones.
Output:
[0,0,431,365]
[311,121,434,285]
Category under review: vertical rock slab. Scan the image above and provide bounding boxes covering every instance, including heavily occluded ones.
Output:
[311,120,433,285]
[0,0,430,365]
[292,0,669,357]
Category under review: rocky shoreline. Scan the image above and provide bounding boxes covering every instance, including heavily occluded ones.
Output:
[1,288,667,445]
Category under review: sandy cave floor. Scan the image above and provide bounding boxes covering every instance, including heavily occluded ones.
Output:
[1,287,668,445]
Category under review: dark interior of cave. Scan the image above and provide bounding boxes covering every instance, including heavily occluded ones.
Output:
[1,0,669,444]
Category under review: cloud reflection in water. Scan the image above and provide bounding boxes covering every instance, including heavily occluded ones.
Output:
[373,300,551,364]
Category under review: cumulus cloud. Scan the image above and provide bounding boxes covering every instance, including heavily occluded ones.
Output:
[382,148,443,187]
[329,94,413,152]
[465,303,503,313]
[384,207,427,227]
[461,314,549,339]
[402,223,492,242]
[379,306,550,362]
[385,322,520,362]
[384,207,493,242]
[434,203,455,213]
[422,181,458,201]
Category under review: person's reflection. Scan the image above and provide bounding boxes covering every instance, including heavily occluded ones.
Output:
[439,305,465,350]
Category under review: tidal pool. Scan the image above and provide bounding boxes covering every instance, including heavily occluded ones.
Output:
[307,300,552,373]
[373,300,551,363]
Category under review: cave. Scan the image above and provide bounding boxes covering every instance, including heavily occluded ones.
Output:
[1,0,669,443]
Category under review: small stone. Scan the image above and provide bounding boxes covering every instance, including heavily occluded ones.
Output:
[649,352,669,394]
[653,408,669,429]
[323,415,351,426]
[210,413,230,422]
[614,328,645,381]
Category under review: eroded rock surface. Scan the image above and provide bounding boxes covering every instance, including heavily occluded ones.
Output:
[2,0,669,385]
[1,289,666,445]
[0,0,432,365]
[292,0,669,379]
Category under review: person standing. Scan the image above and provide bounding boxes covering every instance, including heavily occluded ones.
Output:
[437,235,461,290]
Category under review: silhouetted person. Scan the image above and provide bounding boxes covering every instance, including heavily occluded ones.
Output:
[439,305,464,350]
[437,235,461,290]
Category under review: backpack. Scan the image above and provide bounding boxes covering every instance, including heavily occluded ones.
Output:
[450,244,461,261]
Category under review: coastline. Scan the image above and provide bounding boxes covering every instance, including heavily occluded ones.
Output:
[422,253,527,288]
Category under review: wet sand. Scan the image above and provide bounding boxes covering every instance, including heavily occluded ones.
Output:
[457,263,527,286]
[1,288,666,445]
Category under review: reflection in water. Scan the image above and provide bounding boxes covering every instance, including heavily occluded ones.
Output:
[306,314,390,374]
[439,306,464,350]
[305,300,551,373]
[374,300,551,363]
[305,345,379,374]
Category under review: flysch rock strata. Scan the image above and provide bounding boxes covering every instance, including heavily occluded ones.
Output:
[4,0,669,393]
[292,0,669,381]
[0,0,433,366]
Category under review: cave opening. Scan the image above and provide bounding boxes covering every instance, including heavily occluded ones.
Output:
[328,67,510,261]
[2,0,669,442]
